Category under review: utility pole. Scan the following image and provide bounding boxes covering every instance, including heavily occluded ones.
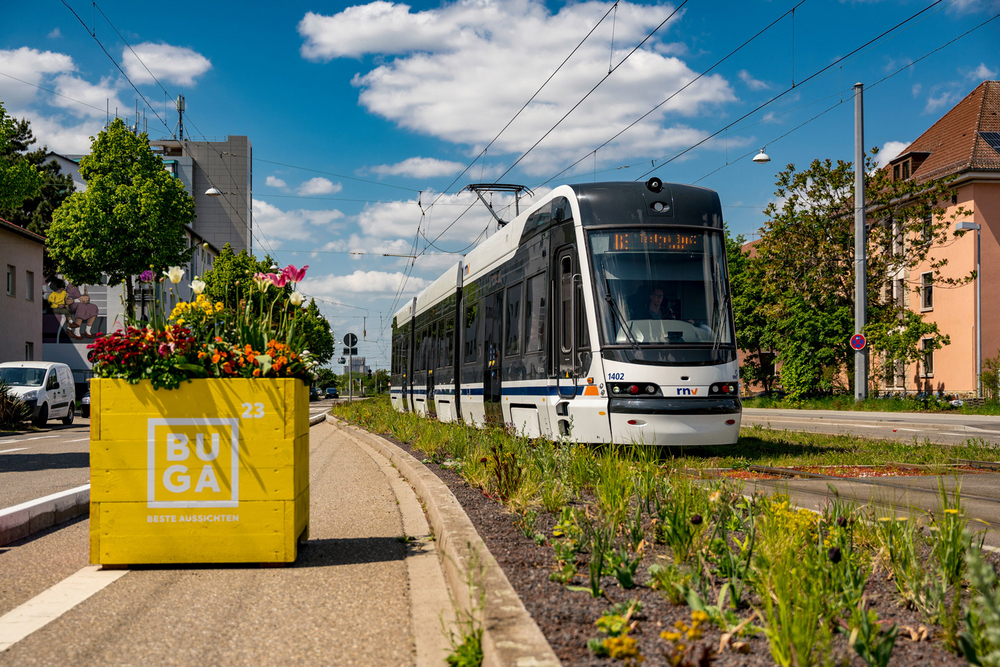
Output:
[854,83,868,401]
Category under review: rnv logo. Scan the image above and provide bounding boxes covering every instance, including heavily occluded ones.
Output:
[676,388,699,395]
[163,433,222,493]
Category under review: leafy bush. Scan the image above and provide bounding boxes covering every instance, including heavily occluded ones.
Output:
[0,380,31,429]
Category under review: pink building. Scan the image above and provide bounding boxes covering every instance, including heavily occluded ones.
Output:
[887,80,1000,397]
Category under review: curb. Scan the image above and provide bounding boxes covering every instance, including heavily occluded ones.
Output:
[0,485,91,547]
[308,412,327,426]
[325,414,560,667]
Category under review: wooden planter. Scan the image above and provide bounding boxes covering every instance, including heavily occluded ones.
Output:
[89,378,309,565]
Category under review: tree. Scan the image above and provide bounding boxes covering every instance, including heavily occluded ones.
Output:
[752,149,966,400]
[202,244,335,366]
[47,119,194,318]
[313,367,338,390]
[0,103,43,212]
[727,230,777,393]
[0,112,76,280]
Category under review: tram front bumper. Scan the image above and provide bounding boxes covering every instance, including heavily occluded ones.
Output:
[608,396,741,446]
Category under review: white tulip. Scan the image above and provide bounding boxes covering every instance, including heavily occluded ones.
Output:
[289,290,304,306]
[164,266,185,284]
[190,279,207,295]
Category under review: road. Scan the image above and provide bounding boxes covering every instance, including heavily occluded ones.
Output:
[742,407,1000,447]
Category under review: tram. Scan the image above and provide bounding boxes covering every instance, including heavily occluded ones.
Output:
[389,179,740,446]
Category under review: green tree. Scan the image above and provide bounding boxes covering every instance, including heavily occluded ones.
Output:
[753,149,965,400]
[727,230,777,393]
[47,119,195,317]
[0,113,76,279]
[202,245,335,365]
[313,367,338,390]
[0,103,43,212]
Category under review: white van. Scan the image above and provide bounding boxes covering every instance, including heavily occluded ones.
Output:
[0,361,77,426]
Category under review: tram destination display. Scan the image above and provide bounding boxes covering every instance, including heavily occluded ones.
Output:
[610,230,704,252]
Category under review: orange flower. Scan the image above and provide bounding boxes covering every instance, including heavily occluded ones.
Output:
[197,351,207,359]
[252,369,260,377]
[222,361,233,374]
[211,352,221,363]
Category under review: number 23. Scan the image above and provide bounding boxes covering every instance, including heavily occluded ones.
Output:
[241,402,265,418]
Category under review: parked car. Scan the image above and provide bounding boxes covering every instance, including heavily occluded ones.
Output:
[0,361,77,426]
[81,391,91,418]
[325,387,340,399]
[309,386,320,401]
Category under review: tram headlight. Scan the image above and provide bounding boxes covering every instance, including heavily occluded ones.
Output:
[608,382,661,396]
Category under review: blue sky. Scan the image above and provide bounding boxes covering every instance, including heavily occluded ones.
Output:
[2,0,998,369]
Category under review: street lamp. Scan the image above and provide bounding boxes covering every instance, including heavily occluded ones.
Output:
[956,221,982,396]
[752,148,771,164]
[205,187,238,197]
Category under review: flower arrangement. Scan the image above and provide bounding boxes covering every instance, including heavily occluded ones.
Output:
[89,263,316,390]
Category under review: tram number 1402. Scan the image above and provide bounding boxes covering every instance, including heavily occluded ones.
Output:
[608,372,625,381]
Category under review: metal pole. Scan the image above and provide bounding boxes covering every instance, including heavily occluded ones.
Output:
[976,227,982,397]
[348,350,353,403]
[854,83,868,401]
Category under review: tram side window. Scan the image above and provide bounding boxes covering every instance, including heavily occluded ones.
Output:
[505,283,522,356]
[415,328,425,372]
[524,273,545,353]
[576,282,590,350]
[444,316,455,368]
[560,255,573,354]
[464,303,479,364]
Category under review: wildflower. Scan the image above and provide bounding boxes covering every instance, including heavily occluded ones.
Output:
[289,290,304,306]
[139,269,154,283]
[709,490,722,504]
[164,266,185,284]
[190,279,206,295]
[690,514,702,526]
[252,273,270,292]
[944,509,960,515]
[828,546,842,564]
[836,516,848,528]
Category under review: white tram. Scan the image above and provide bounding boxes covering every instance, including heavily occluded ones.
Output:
[389,179,740,446]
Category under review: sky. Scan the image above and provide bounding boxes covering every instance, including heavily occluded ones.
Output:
[2,0,998,370]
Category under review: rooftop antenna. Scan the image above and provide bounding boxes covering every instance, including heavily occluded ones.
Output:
[175,95,186,141]
[461,183,534,228]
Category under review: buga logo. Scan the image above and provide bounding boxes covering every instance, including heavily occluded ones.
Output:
[147,418,239,508]
[676,388,699,396]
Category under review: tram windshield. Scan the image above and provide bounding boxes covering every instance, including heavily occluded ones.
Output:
[588,229,733,347]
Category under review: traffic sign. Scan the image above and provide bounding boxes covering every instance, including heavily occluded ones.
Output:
[850,334,867,351]
[343,347,358,356]
[344,333,358,347]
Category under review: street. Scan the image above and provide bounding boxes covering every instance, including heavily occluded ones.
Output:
[742,407,1000,447]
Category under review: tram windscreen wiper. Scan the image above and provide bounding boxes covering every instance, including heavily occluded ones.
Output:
[602,269,640,349]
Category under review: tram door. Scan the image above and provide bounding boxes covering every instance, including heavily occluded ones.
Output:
[556,248,579,398]
[482,290,504,425]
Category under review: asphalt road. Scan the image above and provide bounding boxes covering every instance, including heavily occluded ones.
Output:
[0,418,419,665]
[742,407,1000,447]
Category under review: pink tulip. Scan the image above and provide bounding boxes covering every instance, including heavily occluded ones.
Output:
[267,272,289,288]
[281,264,308,284]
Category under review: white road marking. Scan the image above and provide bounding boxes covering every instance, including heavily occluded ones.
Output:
[64,438,90,443]
[0,565,128,652]
[0,435,57,445]
[0,448,28,455]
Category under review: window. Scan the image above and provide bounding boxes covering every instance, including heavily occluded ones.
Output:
[505,283,522,356]
[920,339,934,377]
[893,164,900,180]
[920,273,933,310]
[25,342,34,361]
[464,303,479,363]
[524,273,546,353]
[25,270,34,301]
[901,160,910,179]
[6,265,14,296]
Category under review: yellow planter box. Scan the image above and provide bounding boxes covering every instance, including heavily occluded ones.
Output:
[89,378,309,565]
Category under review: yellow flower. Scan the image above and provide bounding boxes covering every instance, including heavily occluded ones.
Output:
[944,509,960,515]
[177,318,185,326]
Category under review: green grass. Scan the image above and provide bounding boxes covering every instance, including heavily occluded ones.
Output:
[742,394,1000,416]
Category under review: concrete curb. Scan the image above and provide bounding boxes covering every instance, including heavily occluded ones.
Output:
[308,412,327,426]
[0,485,90,547]
[325,414,561,667]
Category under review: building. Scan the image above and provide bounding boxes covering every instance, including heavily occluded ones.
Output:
[343,356,370,376]
[149,136,253,253]
[885,80,1000,397]
[0,218,44,362]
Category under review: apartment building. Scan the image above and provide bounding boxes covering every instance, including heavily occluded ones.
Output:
[0,218,44,362]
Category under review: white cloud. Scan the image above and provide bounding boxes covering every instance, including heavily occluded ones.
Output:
[964,62,998,81]
[47,28,62,39]
[51,74,127,119]
[370,156,466,178]
[297,177,343,195]
[121,42,212,86]
[299,1,734,175]
[265,175,288,188]
[925,89,962,114]
[18,112,101,154]
[0,47,75,107]
[299,270,429,296]
[876,141,910,168]
[738,69,770,91]
[252,198,345,248]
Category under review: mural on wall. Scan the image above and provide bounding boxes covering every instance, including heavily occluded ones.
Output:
[42,277,109,344]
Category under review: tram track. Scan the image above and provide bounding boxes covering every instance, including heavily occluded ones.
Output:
[720,461,1000,546]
